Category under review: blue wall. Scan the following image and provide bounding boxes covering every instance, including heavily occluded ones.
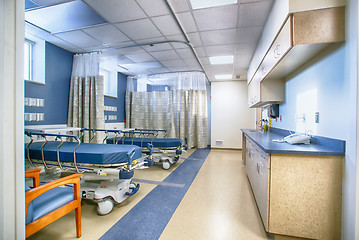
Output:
[271,44,348,140]
[25,43,128,125]
[270,16,358,238]
[104,72,127,123]
[25,42,73,125]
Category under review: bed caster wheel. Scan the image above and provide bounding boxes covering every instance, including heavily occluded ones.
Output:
[97,198,114,216]
[162,160,171,170]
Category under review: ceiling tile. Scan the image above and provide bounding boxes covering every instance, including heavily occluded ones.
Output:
[171,42,189,49]
[237,26,263,44]
[25,0,107,33]
[234,55,251,69]
[125,52,156,62]
[148,67,170,74]
[193,5,238,31]
[240,0,272,3]
[82,24,130,44]
[187,32,202,47]
[143,42,174,52]
[167,0,191,13]
[31,0,73,7]
[136,0,169,17]
[165,34,187,42]
[176,12,197,33]
[54,30,101,47]
[182,58,201,67]
[105,40,136,48]
[203,64,233,72]
[200,28,237,46]
[134,37,167,45]
[193,47,206,57]
[151,15,182,36]
[116,46,146,55]
[160,59,186,68]
[150,50,180,60]
[176,48,195,59]
[81,44,109,52]
[115,55,134,64]
[238,1,273,27]
[198,57,210,65]
[49,37,80,52]
[168,66,191,72]
[235,43,256,56]
[116,19,163,40]
[205,44,235,56]
[84,0,147,23]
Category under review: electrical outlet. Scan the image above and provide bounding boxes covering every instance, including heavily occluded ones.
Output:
[315,112,319,123]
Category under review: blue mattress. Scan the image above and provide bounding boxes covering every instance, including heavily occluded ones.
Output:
[27,141,142,165]
[107,137,182,148]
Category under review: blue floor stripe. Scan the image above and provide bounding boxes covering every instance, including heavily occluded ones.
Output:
[100,147,211,240]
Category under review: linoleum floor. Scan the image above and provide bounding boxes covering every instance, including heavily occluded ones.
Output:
[27,149,269,240]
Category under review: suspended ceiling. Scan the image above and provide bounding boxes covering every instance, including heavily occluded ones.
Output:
[24,0,274,81]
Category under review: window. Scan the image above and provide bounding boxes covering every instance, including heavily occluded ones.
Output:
[24,34,45,84]
[24,40,33,81]
[100,67,117,97]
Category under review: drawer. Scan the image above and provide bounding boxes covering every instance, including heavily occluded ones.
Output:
[245,139,269,230]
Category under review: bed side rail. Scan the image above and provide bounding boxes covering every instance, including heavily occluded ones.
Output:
[80,128,122,144]
[120,131,156,147]
[25,131,83,173]
[134,129,167,137]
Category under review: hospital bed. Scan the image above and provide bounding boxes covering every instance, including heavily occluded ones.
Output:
[80,128,155,167]
[103,128,187,170]
[25,131,144,215]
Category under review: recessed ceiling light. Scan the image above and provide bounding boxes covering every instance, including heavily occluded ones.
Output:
[209,56,234,65]
[190,0,237,10]
[215,74,232,80]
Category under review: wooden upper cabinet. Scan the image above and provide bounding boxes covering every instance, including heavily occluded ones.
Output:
[293,7,345,45]
[247,6,345,108]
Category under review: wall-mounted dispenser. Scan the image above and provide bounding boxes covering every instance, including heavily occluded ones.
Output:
[268,104,279,118]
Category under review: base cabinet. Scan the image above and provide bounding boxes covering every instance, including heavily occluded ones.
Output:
[245,138,342,240]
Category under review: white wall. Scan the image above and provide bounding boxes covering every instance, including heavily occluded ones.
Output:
[211,81,255,149]
[0,0,25,238]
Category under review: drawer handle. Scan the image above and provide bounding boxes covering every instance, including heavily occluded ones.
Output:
[257,162,264,175]
[274,44,281,58]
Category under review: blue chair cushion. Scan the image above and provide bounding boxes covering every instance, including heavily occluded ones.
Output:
[26,186,74,225]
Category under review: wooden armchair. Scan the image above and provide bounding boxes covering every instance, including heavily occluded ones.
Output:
[25,169,82,238]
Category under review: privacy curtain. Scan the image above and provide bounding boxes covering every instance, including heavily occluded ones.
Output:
[67,52,105,143]
[126,72,208,148]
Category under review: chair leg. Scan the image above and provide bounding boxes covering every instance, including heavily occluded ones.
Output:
[75,206,81,238]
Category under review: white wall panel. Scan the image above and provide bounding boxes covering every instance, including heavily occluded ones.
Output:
[211,81,255,149]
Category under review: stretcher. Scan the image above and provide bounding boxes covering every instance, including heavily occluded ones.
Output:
[25,131,144,215]
[101,128,187,170]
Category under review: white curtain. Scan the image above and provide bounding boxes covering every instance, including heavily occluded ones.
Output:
[68,53,105,143]
[126,72,208,148]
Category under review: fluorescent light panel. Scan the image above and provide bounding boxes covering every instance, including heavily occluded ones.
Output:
[190,0,237,10]
[25,0,107,33]
[215,74,232,80]
[209,55,234,65]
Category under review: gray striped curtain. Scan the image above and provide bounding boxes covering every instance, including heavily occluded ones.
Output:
[67,76,105,143]
[126,89,208,148]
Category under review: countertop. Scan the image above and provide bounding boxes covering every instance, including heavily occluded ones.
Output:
[241,128,345,156]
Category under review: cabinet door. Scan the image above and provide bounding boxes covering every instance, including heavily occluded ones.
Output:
[261,17,292,82]
[253,147,269,230]
[245,139,269,230]
[248,75,260,107]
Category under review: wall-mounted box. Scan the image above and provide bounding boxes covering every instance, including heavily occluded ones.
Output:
[25,113,45,121]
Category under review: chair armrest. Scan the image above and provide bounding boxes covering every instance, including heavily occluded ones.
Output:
[25,173,82,218]
[25,169,41,187]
